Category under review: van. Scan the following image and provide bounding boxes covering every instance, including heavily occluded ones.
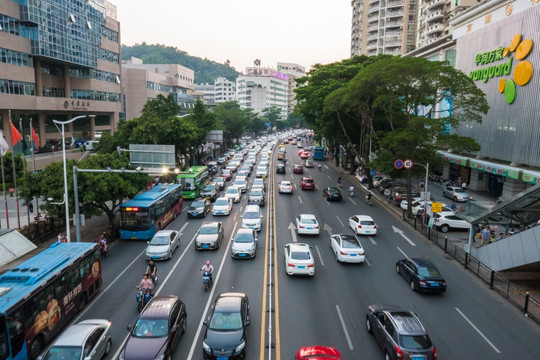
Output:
[241,204,263,231]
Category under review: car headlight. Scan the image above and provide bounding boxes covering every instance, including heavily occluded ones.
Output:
[154,354,165,360]
[235,340,246,354]
[202,341,211,353]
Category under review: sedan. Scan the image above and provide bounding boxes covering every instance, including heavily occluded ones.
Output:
[221,169,232,181]
[293,164,304,174]
[323,187,342,201]
[252,178,266,191]
[200,183,219,202]
[330,234,365,263]
[300,177,315,190]
[299,151,310,159]
[276,164,286,174]
[396,258,447,293]
[443,185,472,202]
[348,215,377,236]
[256,166,268,178]
[212,196,233,216]
[146,230,180,260]
[231,228,258,259]
[278,181,293,194]
[187,198,212,218]
[214,177,225,190]
[304,159,314,168]
[296,214,320,236]
[40,319,112,360]
[295,346,343,360]
[233,178,247,193]
[225,186,241,203]
[248,187,266,207]
[284,243,315,276]
[202,293,250,359]
[195,222,224,250]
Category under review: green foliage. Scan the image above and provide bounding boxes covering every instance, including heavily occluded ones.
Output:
[122,43,240,84]
[213,101,249,147]
[0,153,25,184]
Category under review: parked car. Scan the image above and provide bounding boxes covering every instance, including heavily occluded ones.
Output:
[377,178,394,193]
[366,304,437,360]
[195,222,224,250]
[120,295,187,360]
[396,258,447,293]
[330,234,365,263]
[348,215,377,236]
[295,346,343,360]
[300,177,315,190]
[276,163,286,174]
[293,164,304,174]
[187,198,212,218]
[231,228,258,259]
[241,205,263,232]
[146,230,180,260]
[372,175,390,187]
[391,187,420,206]
[295,214,320,236]
[323,187,342,201]
[200,183,219,202]
[40,319,113,360]
[443,185,472,202]
[284,243,315,276]
[212,196,233,216]
[278,181,293,194]
[433,212,471,232]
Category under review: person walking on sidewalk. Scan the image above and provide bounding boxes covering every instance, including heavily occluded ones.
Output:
[480,226,491,246]
[57,232,65,243]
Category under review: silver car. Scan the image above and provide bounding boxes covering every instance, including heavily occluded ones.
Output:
[195,222,224,250]
[146,230,180,260]
[231,228,258,259]
[443,186,472,202]
[39,319,113,360]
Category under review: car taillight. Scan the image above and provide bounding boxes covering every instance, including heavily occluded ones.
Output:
[340,251,347,255]
[395,345,403,360]
[419,280,426,286]
[359,251,365,255]
[358,225,362,228]
[307,263,314,268]
[314,226,319,229]
[374,225,377,229]
[287,263,296,267]
[433,346,437,360]
[299,225,305,229]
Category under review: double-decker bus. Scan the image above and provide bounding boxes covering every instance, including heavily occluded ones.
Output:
[176,166,209,199]
[313,146,325,160]
[0,242,102,359]
[119,183,183,240]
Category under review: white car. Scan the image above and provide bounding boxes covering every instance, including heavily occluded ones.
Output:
[434,212,471,232]
[348,215,378,236]
[253,178,266,190]
[284,243,315,276]
[233,178,247,192]
[278,181,293,194]
[330,234,365,263]
[225,185,241,203]
[146,230,180,260]
[212,196,233,215]
[247,156,256,165]
[226,163,237,172]
[296,214,320,236]
[256,166,268,178]
[241,204,263,232]
[259,160,269,168]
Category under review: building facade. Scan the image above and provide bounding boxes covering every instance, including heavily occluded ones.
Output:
[121,57,195,120]
[0,0,121,150]
[277,62,305,115]
[194,83,216,106]
[214,77,236,103]
[236,67,288,118]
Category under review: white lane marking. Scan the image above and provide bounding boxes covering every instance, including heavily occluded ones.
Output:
[179,221,189,235]
[336,216,345,227]
[327,174,331,179]
[396,246,409,259]
[349,197,357,205]
[324,165,329,169]
[369,237,377,245]
[455,308,501,353]
[187,223,237,360]
[336,305,354,350]
[315,185,319,190]
[392,225,416,247]
[315,245,325,266]
[111,232,199,359]
[365,258,371,266]
[298,195,303,204]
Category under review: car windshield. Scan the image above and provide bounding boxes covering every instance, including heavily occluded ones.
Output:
[341,238,361,249]
[244,212,259,219]
[227,188,239,194]
[200,226,218,234]
[251,189,263,196]
[235,233,254,243]
[454,188,467,193]
[291,251,311,260]
[303,179,313,183]
[203,185,215,191]
[234,180,246,185]
[132,318,169,338]
[281,182,291,186]
[215,199,229,206]
[399,334,432,350]
[43,346,82,360]
[150,235,170,246]
[418,265,442,277]
[209,311,243,331]
[192,201,205,207]
[329,188,341,194]
[301,217,317,224]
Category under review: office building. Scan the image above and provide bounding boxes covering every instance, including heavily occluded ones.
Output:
[277,62,305,115]
[194,83,216,106]
[0,0,121,150]
[214,77,236,103]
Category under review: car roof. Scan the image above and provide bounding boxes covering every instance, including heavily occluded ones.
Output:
[408,258,438,268]
[352,215,374,221]
[215,196,229,201]
[236,228,255,235]
[280,181,291,185]
[299,214,317,219]
[334,234,358,241]
[287,242,311,252]
[302,177,313,180]
[244,205,260,212]
[53,321,107,346]
[215,292,246,312]
[387,311,426,334]
[154,230,176,236]
[201,221,221,228]
[140,295,179,319]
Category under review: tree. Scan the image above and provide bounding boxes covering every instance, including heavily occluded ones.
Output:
[213,101,249,148]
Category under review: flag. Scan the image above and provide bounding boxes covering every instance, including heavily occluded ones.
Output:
[31,126,40,149]
[0,130,9,156]
[10,121,22,146]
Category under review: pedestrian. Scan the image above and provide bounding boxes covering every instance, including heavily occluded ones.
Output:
[28,200,34,213]
[480,226,490,246]
[154,176,160,186]
[508,228,515,235]
[419,181,424,192]
[499,233,505,240]
[461,182,467,189]
[58,232,65,243]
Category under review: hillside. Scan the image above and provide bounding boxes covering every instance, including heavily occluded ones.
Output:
[121,43,240,85]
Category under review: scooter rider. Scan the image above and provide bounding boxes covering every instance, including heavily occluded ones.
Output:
[366,190,373,204]
[349,185,354,196]
[137,273,154,296]
[98,233,108,254]
[146,260,157,284]
[201,260,214,284]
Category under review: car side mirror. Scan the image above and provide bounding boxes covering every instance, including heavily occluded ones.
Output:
[172,325,178,332]
[203,321,208,326]
[127,325,132,332]
[245,320,251,326]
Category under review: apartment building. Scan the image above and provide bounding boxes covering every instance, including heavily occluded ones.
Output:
[276,62,305,115]
[194,83,216,106]
[214,77,236,103]
[0,0,121,151]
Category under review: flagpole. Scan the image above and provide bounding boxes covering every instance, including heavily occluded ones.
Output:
[9,111,20,229]
[30,118,39,233]
[21,117,30,230]
[1,154,8,228]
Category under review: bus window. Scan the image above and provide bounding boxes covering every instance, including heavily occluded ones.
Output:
[0,315,9,359]
[7,310,24,355]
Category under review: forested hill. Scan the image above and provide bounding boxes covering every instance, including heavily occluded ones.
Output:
[121,43,240,85]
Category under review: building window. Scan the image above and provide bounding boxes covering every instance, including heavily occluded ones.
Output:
[94,115,110,126]
[102,26,119,43]
[71,89,121,102]
[0,79,35,96]
[0,48,33,67]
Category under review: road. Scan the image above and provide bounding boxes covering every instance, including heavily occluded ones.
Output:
[70,141,540,360]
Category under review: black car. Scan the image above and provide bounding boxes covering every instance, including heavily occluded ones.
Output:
[323,187,342,201]
[202,292,250,360]
[187,198,212,218]
[200,183,220,202]
[396,258,447,293]
[276,164,286,174]
[120,295,187,360]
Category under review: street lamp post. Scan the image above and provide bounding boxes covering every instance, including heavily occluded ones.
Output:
[413,162,429,224]
[53,114,94,242]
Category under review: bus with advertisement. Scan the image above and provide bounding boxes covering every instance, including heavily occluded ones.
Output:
[313,146,325,161]
[119,183,183,240]
[175,166,209,199]
[0,242,102,359]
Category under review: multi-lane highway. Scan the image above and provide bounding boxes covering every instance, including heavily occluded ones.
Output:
[72,139,540,360]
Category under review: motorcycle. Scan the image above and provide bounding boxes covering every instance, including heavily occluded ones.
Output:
[136,287,151,312]
[349,188,354,197]
[366,196,372,206]
[202,271,212,292]
[99,240,108,257]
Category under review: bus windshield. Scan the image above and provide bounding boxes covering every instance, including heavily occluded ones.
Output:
[120,208,152,230]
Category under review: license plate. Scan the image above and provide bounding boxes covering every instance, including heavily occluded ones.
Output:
[431,283,439,287]
[350,254,357,256]
[202,244,209,248]
[239,253,247,257]
[365,231,371,234]
[217,357,228,360]
[411,356,424,360]
[298,266,305,269]
[152,256,159,259]
[307,227,312,230]
[249,226,254,229]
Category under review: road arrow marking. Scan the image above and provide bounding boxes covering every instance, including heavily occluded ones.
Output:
[392,225,416,246]
[288,222,298,242]
[324,223,333,236]
[369,237,377,245]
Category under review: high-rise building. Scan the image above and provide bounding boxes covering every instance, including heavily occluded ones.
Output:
[214,77,236,103]
[121,57,195,120]
[351,0,418,56]
[0,0,121,150]
[277,62,305,115]
[194,83,216,106]
[236,67,288,119]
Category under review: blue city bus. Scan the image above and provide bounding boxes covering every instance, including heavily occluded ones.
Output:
[0,242,102,359]
[313,146,325,161]
[119,183,183,240]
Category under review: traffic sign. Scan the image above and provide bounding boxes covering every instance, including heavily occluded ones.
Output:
[431,202,443,213]
[404,159,413,169]
[394,159,404,169]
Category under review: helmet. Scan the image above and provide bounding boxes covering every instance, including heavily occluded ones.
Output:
[206,260,210,265]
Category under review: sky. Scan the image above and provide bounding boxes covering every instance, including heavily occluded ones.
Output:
[112,0,352,74]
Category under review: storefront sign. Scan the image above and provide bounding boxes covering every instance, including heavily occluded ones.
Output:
[470,160,520,179]
[522,171,540,184]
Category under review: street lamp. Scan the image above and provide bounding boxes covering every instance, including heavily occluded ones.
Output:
[53,114,95,242]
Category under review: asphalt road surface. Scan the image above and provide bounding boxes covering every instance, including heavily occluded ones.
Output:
[65,141,540,360]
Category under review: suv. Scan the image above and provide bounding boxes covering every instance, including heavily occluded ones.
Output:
[200,183,219,201]
[366,304,437,360]
[300,177,315,190]
[120,295,187,360]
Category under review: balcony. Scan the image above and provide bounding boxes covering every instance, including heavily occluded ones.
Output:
[426,0,448,11]
[369,24,379,31]
[425,23,445,36]
[368,33,379,41]
[385,19,403,28]
[426,10,445,22]
[370,0,380,4]
[369,4,380,14]
[386,9,404,18]
[386,0,404,9]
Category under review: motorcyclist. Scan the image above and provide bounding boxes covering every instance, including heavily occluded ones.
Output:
[98,233,108,255]
[200,260,214,285]
[337,177,342,188]
[349,185,354,196]
[366,190,373,204]
[137,273,154,296]
[146,260,157,284]
[318,163,322,171]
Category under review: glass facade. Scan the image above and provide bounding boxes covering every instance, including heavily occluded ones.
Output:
[0,13,37,39]
[69,68,119,83]
[0,79,35,95]
[71,89,120,102]
[0,48,33,67]
[101,26,118,42]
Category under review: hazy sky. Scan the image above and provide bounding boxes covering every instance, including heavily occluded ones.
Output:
[112,0,352,75]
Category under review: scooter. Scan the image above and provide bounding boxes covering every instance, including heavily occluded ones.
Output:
[349,188,354,197]
[202,271,212,292]
[136,287,151,312]
[99,241,108,257]
[366,196,372,206]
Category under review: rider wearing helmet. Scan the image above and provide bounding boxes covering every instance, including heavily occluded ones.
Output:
[201,260,214,284]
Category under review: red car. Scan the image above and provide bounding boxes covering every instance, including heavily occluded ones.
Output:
[297,149,304,156]
[301,177,315,190]
[293,164,304,174]
[295,346,343,360]
[221,169,232,181]
[300,151,310,159]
